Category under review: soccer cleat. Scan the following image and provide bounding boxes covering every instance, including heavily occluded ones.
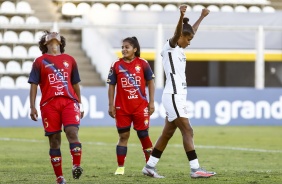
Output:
[142,165,164,178]
[190,167,216,178]
[72,165,83,179]
[56,176,66,184]
[114,166,125,175]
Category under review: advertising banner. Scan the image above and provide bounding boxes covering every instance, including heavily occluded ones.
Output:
[0,87,281,127]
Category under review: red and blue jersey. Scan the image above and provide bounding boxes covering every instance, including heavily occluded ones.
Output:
[107,57,155,114]
[28,53,81,106]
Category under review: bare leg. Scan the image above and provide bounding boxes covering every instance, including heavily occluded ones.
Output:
[154,117,177,151]
[173,117,194,151]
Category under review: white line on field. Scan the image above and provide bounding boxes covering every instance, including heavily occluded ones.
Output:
[1,137,282,153]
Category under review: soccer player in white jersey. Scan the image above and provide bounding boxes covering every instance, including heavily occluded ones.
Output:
[142,5,216,178]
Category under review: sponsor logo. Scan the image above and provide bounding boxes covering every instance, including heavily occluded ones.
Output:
[121,74,141,88]
[72,147,81,152]
[75,115,80,121]
[124,88,138,99]
[108,69,113,76]
[144,119,149,126]
[135,65,141,73]
[119,69,127,72]
[144,107,149,116]
[54,84,65,91]
[51,157,61,163]
[48,68,68,85]
[45,63,54,68]
[63,61,69,68]
[74,103,79,112]
[183,106,188,114]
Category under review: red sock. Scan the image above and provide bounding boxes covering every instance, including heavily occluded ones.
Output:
[116,146,127,166]
[50,149,63,178]
[70,142,82,167]
[139,136,153,162]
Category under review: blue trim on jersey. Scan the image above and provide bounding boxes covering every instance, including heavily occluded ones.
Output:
[118,65,147,101]
[42,59,75,99]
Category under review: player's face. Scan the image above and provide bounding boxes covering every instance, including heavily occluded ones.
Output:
[46,39,61,55]
[178,34,194,48]
[121,41,137,61]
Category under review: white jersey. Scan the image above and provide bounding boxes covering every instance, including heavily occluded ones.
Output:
[161,40,187,94]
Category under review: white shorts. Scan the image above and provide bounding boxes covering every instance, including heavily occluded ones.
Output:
[162,93,189,122]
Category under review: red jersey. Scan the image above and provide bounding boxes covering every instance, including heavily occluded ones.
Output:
[107,57,155,114]
[28,53,81,106]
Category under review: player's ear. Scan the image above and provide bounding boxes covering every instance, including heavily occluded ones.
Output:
[133,47,137,53]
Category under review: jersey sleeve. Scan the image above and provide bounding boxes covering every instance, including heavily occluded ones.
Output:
[28,59,40,84]
[107,62,117,85]
[161,40,172,57]
[71,58,81,84]
[142,59,155,81]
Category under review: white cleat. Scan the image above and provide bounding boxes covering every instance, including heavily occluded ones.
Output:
[142,165,164,178]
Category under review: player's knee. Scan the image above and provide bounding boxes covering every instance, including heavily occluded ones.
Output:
[181,126,194,137]
[49,136,61,148]
[137,129,149,139]
[161,131,174,140]
[65,128,79,142]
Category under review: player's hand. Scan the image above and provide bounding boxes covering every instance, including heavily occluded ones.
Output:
[79,103,84,119]
[201,8,210,17]
[80,112,84,119]
[179,4,187,16]
[148,101,155,115]
[108,105,116,118]
[30,107,38,121]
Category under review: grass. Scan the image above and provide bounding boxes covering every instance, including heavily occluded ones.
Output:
[0,126,282,184]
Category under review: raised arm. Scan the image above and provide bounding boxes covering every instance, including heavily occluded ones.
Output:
[169,5,187,47]
[192,8,210,34]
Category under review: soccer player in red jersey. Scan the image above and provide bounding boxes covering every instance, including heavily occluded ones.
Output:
[28,31,83,184]
[107,36,155,175]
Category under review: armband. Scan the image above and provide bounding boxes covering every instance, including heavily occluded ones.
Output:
[79,103,84,112]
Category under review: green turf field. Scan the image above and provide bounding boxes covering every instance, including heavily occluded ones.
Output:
[0,126,281,184]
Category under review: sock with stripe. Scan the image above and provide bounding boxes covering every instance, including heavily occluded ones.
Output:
[50,149,63,178]
[70,142,82,167]
[186,150,200,169]
[116,145,127,167]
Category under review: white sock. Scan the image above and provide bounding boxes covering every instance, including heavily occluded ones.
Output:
[146,156,159,168]
[189,159,200,169]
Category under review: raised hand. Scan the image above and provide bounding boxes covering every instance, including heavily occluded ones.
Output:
[201,8,210,17]
[179,4,187,16]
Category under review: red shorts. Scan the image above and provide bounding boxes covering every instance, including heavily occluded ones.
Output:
[115,106,150,131]
[40,97,80,136]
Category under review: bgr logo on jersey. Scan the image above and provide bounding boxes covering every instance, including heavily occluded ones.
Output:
[48,69,68,95]
[48,69,68,85]
[121,74,141,87]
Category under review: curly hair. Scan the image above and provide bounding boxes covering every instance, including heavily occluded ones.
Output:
[38,30,66,54]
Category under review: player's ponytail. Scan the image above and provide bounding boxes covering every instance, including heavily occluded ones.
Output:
[182,17,194,36]
[123,36,141,57]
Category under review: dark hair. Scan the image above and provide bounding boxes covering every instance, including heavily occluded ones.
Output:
[182,17,194,36]
[122,36,140,57]
[38,30,66,54]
